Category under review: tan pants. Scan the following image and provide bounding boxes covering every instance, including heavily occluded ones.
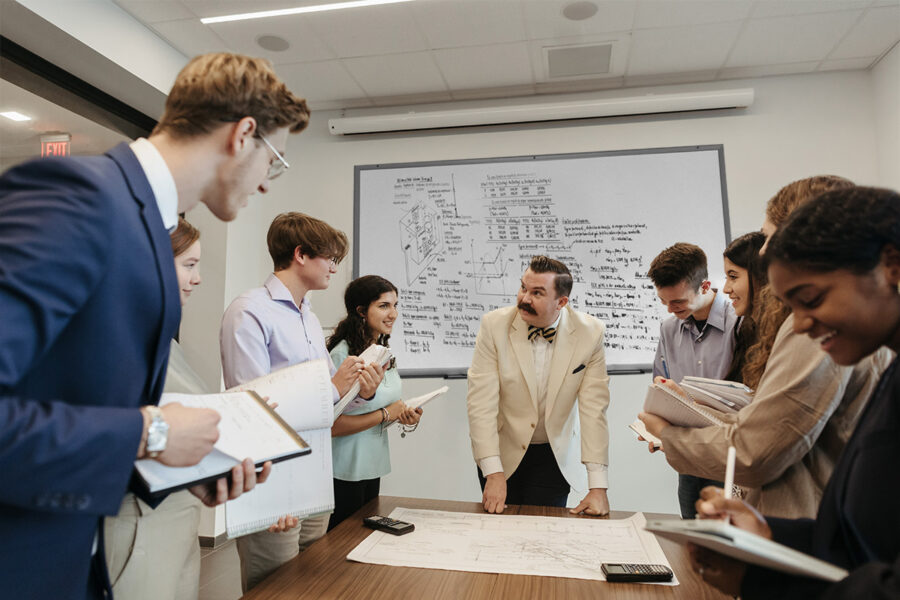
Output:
[236,512,330,591]
[104,491,202,600]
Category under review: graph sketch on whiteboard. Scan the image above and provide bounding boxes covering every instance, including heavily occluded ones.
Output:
[469,242,516,297]
[400,203,443,285]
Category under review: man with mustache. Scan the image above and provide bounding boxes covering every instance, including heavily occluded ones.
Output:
[467,256,612,515]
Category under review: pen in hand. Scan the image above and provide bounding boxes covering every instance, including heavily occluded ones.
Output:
[723,446,736,521]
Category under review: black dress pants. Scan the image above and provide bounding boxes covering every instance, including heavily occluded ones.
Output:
[477,443,570,507]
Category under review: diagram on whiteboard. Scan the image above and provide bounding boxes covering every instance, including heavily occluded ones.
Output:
[357,147,729,373]
[469,243,518,296]
[400,202,443,285]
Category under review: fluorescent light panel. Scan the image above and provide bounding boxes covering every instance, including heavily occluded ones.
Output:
[201,0,414,24]
[0,111,31,122]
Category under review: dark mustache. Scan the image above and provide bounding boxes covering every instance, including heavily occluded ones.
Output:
[517,302,537,315]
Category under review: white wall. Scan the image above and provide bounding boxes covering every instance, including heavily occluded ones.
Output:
[182,69,885,515]
[872,43,900,191]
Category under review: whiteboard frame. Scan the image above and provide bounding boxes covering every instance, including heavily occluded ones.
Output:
[353,144,731,378]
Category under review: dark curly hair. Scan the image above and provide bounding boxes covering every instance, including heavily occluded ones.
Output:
[722,232,767,383]
[327,275,399,357]
[766,187,900,274]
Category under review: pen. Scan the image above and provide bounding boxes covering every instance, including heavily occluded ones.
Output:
[661,356,670,379]
[572,364,586,374]
[724,446,736,500]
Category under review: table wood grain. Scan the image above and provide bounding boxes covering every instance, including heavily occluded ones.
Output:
[241,496,730,599]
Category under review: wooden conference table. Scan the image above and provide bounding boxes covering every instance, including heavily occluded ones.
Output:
[242,496,729,599]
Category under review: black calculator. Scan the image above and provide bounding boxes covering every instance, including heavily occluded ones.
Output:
[601,563,673,583]
[363,515,415,536]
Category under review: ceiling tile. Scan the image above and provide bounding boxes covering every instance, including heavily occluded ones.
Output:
[726,11,861,66]
[433,43,533,90]
[304,3,428,58]
[634,0,753,29]
[343,52,447,97]
[370,90,454,107]
[830,5,900,59]
[819,56,878,70]
[751,0,872,19]
[522,0,636,39]
[627,21,742,75]
[150,19,230,57]
[719,61,820,79]
[114,1,196,23]
[624,69,718,87]
[413,0,526,48]
[275,60,368,103]
[206,13,336,63]
[535,76,625,94]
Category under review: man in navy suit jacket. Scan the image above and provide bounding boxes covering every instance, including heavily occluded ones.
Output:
[0,53,310,599]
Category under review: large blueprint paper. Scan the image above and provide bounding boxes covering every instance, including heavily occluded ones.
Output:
[347,508,677,584]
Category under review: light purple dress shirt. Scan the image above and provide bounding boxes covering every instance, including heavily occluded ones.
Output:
[652,289,739,381]
[220,273,340,404]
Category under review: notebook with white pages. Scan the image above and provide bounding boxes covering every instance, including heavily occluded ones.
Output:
[223,360,337,537]
[681,376,754,408]
[228,359,333,431]
[225,427,334,538]
[134,391,310,498]
[681,383,740,414]
[645,519,848,582]
[643,383,725,428]
[403,386,449,412]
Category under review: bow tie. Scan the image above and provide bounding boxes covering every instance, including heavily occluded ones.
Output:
[528,325,557,343]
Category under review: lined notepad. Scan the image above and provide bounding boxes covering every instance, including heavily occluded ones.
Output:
[643,383,725,428]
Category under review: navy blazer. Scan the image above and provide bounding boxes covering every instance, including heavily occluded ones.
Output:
[0,143,181,600]
[741,357,900,598]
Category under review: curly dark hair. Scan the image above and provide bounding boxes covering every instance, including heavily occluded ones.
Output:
[722,232,767,383]
[766,187,900,274]
[327,275,399,357]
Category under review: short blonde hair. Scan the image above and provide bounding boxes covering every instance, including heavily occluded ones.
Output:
[152,53,310,139]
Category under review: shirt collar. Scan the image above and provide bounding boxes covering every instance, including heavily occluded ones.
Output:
[129,138,178,232]
[264,273,309,312]
[681,288,728,333]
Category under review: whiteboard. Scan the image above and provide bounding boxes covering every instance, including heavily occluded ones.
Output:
[354,145,730,377]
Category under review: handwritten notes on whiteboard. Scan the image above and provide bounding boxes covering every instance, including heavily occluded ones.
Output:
[355,146,729,375]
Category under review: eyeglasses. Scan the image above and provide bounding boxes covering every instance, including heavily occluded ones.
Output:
[256,133,290,180]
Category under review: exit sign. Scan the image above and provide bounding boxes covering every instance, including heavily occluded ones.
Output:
[41,134,70,157]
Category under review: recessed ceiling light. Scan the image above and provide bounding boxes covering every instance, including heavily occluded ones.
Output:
[201,0,414,25]
[257,35,291,52]
[562,1,598,21]
[0,111,31,122]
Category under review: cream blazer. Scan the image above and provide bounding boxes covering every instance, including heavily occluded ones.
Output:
[466,305,611,492]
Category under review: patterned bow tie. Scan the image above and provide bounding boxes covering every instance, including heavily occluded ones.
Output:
[528,325,556,343]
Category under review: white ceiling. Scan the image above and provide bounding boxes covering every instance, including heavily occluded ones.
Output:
[112,0,900,110]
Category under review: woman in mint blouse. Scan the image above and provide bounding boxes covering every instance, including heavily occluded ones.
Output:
[327,275,422,530]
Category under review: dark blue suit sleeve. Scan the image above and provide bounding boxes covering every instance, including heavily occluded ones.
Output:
[0,160,143,515]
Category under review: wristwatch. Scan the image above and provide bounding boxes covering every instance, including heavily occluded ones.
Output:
[145,405,169,459]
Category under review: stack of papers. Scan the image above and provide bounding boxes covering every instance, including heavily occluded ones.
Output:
[643,383,725,428]
[681,376,753,414]
[333,344,393,418]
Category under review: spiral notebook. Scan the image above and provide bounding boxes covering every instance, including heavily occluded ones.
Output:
[643,383,725,428]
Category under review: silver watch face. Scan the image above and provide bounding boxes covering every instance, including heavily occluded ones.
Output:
[147,418,169,453]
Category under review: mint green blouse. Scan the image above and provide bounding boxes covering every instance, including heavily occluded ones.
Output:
[330,340,402,481]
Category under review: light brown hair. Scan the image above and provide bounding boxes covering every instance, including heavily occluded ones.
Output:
[152,53,310,139]
[765,175,855,228]
[170,217,200,257]
[743,175,856,387]
[267,212,348,271]
[528,255,573,297]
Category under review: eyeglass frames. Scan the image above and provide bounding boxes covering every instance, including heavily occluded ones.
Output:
[256,133,290,180]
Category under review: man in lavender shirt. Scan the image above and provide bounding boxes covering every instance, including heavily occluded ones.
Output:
[220,212,383,590]
[647,243,738,518]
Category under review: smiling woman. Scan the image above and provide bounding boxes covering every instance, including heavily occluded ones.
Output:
[689,185,900,599]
